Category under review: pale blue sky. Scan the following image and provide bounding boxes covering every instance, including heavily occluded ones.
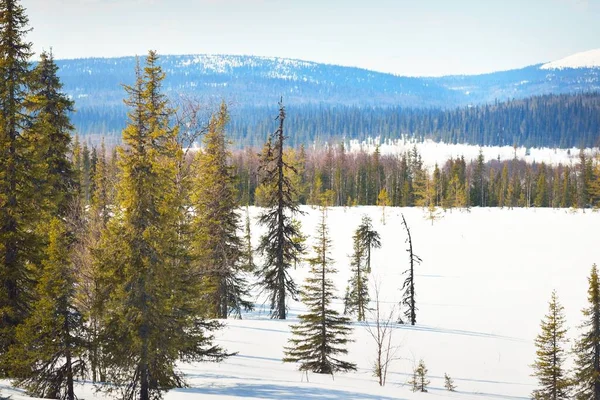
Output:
[22,0,600,76]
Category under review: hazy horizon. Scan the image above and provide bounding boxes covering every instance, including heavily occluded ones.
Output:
[22,0,600,77]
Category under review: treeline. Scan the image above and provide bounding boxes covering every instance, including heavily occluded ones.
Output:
[231,144,600,209]
[72,92,600,149]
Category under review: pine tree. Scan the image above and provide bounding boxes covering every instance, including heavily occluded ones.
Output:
[8,219,86,400]
[408,359,430,392]
[191,101,252,319]
[283,204,356,375]
[0,0,36,374]
[531,290,571,400]
[356,215,381,274]
[444,373,456,392]
[95,53,228,400]
[345,224,370,321]
[256,99,305,319]
[574,264,600,400]
[24,50,76,218]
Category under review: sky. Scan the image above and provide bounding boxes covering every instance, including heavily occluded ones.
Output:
[21,0,600,77]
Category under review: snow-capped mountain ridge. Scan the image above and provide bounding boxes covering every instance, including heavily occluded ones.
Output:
[540,49,600,70]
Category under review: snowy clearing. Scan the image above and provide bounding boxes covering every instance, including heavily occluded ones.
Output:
[2,206,598,400]
[345,137,598,169]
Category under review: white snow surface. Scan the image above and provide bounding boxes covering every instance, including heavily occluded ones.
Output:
[540,48,600,70]
[2,206,599,400]
[344,137,597,169]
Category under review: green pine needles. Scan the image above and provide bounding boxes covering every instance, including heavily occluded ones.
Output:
[283,205,356,375]
[531,290,571,400]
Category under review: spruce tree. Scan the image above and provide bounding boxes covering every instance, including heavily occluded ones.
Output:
[8,219,86,400]
[345,226,369,321]
[191,101,252,319]
[256,99,305,319]
[24,50,76,218]
[95,53,228,400]
[408,359,430,392]
[574,264,600,400]
[444,373,456,392]
[356,215,381,274]
[531,290,571,400]
[283,204,356,375]
[0,0,36,373]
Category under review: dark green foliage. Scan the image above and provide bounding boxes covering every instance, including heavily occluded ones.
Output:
[0,0,36,374]
[283,206,356,375]
[256,100,305,319]
[95,52,228,400]
[344,224,370,322]
[355,215,381,273]
[531,290,571,400]
[192,102,253,319]
[8,219,86,400]
[25,50,76,218]
[574,264,600,400]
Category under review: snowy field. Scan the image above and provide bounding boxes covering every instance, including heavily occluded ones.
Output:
[345,137,598,169]
[2,206,599,400]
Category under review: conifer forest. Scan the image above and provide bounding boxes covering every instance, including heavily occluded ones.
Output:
[1,1,600,399]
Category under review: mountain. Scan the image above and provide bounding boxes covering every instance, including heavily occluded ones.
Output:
[540,48,600,70]
[55,51,600,146]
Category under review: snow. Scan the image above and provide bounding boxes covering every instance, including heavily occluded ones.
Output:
[540,48,600,70]
[345,137,598,169]
[2,206,599,400]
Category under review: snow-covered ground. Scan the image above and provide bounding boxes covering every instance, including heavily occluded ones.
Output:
[540,48,600,70]
[346,137,598,169]
[2,206,598,400]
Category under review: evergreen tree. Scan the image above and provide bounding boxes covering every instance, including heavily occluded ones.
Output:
[345,224,370,321]
[408,359,430,392]
[574,264,600,400]
[531,290,571,400]
[95,53,228,400]
[191,102,252,319]
[25,50,76,218]
[0,0,36,373]
[283,205,356,375]
[256,99,305,319]
[356,215,381,274]
[8,219,86,400]
[444,373,457,392]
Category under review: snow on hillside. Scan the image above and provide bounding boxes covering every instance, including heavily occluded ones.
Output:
[540,49,600,70]
[2,206,599,400]
[345,137,598,169]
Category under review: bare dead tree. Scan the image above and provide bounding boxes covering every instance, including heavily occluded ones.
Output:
[400,213,422,325]
[364,281,401,386]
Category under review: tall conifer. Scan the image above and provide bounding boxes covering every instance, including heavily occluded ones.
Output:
[96,52,227,400]
[283,204,356,375]
[9,219,86,400]
[531,290,571,400]
[192,102,252,319]
[574,264,600,400]
[0,0,36,372]
[256,99,305,319]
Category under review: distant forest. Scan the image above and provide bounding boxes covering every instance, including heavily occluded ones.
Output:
[72,92,600,148]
